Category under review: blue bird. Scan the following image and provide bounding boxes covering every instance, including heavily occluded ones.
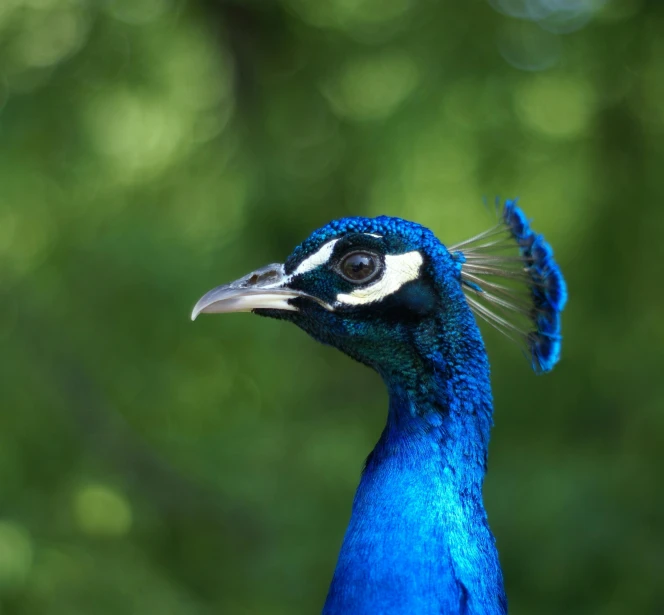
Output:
[191,200,566,615]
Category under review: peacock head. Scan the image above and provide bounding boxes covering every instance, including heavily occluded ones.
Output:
[192,201,567,377]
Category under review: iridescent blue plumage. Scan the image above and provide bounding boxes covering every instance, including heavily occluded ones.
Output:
[454,200,566,375]
[191,199,566,614]
[503,200,567,372]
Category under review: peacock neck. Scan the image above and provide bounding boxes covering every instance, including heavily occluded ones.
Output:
[323,314,507,615]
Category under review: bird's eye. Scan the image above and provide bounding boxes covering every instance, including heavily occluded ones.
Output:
[339,252,379,283]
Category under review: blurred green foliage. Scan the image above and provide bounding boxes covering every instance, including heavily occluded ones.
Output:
[1,0,663,613]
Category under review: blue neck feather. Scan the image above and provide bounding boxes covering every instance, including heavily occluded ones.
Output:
[323,279,507,615]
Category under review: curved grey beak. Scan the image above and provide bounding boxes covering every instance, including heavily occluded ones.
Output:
[191,263,332,321]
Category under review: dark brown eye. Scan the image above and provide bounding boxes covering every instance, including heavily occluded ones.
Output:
[340,252,379,283]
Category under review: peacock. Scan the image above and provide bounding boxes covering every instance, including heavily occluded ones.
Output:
[191,200,566,615]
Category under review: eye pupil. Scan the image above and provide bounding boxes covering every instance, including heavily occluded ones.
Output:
[341,253,377,282]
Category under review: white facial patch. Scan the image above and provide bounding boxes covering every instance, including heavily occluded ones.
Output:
[290,233,382,279]
[336,250,423,306]
[291,239,339,277]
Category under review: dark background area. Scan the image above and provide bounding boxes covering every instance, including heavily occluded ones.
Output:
[1,0,663,613]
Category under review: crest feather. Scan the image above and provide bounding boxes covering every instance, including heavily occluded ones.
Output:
[451,199,567,374]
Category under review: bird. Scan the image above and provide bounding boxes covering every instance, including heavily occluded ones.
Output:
[191,199,566,615]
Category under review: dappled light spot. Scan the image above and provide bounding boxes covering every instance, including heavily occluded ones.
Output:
[321,52,419,122]
[515,75,596,139]
[488,0,607,32]
[0,0,90,97]
[489,0,607,69]
[13,5,89,69]
[74,484,133,537]
[6,67,54,95]
[156,27,234,113]
[537,7,596,34]
[0,521,33,589]
[191,111,233,144]
[497,21,562,71]
[79,17,235,184]
[0,2,17,32]
[84,89,188,178]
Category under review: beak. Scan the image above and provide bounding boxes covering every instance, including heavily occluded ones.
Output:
[191,263,332,321]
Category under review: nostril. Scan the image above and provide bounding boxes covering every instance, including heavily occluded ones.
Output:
[257,271,278,284]
[238,264,285,289]
[244,269,280,287]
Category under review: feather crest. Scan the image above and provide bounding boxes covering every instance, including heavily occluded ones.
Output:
[451,199,567,374]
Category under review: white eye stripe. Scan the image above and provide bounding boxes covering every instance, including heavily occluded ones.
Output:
[290,233,383,278]
[335,251,423,306]
[291,239,339,277]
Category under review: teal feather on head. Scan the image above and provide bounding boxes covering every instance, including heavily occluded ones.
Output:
[191,199,567,614]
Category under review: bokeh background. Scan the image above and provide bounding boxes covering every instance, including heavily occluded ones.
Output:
[2,0,663,613]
